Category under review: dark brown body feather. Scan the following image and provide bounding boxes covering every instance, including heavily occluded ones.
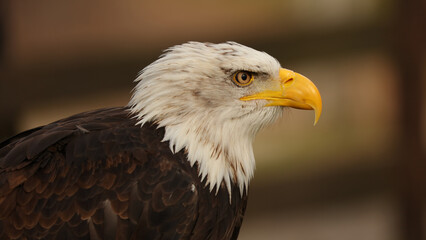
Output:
[0,107,248,240]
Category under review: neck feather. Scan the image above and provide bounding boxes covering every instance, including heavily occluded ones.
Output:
[163,115,256,196]
[130,108,256,197]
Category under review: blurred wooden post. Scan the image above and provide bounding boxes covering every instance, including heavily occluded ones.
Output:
[393,0,426,239]
[0,0,18,141]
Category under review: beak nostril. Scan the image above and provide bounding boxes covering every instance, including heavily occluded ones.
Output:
[283,78,294,86]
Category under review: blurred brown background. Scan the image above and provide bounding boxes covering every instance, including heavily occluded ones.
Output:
[0,0,425,239]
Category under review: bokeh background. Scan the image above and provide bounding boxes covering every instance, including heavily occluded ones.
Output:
[0,0,425,239]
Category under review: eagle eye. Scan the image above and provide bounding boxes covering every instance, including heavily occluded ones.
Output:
[233,71,253,86]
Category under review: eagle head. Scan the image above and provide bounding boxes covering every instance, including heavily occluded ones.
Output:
[129,42,322,196]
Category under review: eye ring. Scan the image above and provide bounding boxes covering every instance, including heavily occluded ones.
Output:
[233,71,253,86]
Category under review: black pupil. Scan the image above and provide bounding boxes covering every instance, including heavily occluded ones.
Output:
[240,73,247,81]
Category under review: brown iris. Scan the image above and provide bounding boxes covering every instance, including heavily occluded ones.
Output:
[233,71,253,86]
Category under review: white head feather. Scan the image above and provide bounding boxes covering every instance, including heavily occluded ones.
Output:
[129,42,283,197]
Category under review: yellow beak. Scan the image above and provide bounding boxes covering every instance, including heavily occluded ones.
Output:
[240,68,322,125]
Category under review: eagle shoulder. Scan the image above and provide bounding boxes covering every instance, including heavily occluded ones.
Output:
[0,107,200,239]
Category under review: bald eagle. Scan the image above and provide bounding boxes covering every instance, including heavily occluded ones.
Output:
[0,42,321,240]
